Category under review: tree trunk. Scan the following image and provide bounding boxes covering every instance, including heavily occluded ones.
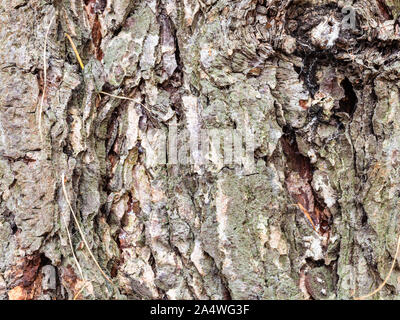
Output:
[1,0,400,300]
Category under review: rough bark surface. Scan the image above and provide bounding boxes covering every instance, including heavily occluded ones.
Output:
[1,0,400,300]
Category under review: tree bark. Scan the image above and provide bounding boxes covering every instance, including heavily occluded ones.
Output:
[1,0,400,300]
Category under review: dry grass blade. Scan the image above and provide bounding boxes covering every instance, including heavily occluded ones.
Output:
[63,35,150,114]
[99,91,151,112]
[37,14,55,143]
[61,172,113,285]
[60,211,92,299]
[65,33,85,70]
[354,232,400,300]
[60,211,85,280]
[297,202,317,232]
[99,91,137,102]
[73,281,91,300]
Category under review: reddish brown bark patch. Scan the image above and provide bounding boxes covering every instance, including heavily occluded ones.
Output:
[8,275,43,300]
[92,16,104,61]
[7,254,44,300]
[376,0,393,20]
[60,265,81,296]
[21,255,41,287]
[299,99,309,110]
[281,135,312,181]
[281,134,331,234]
[84,0,104,61]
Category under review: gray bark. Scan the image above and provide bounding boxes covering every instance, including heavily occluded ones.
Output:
[1,0,400,300]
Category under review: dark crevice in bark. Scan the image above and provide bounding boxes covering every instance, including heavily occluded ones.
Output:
[281,127,312,182]
[360,205,369,226]
[305,257,325,268]
[338,77,358,116]
[3,155,36,164]
[108,258,119,279]
[369,88,379,137]
[14,1,29,10]
[299,53,320,97]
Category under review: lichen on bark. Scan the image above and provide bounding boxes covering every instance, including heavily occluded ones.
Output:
[1,0,400,300]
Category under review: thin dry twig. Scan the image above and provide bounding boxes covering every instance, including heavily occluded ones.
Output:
[354,232,400,300]
[61,172,113,285]
[38,14,55,142]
